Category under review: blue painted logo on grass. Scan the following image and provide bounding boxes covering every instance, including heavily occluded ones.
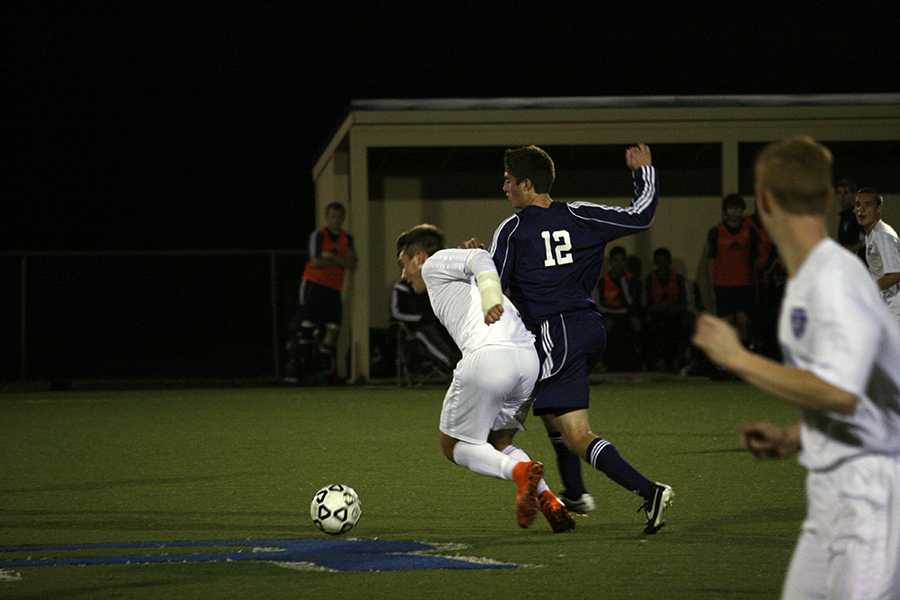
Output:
[0,538,521,572]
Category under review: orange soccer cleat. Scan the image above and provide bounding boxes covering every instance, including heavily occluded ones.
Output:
[539,490,576,533]
[511,460,543,528]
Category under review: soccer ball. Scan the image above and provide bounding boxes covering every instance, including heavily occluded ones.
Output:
[310,483,361,535]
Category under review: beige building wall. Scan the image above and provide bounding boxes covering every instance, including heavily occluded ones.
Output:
[880,194,900,231]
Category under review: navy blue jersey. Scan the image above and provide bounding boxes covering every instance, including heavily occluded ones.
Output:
[489,165,658,326]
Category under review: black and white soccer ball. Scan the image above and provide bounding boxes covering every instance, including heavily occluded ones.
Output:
[310,483,361,535]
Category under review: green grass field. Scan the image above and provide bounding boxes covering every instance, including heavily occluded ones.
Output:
[0,381,805,599]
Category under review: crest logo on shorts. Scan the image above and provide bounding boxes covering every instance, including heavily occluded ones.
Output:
[790,307,807,338]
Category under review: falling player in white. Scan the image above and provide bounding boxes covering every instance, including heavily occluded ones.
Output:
[397,224,575,532]
[693,137,900,600]
[855,187,900,326]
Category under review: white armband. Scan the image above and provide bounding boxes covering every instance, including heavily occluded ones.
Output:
[475,271,503,315]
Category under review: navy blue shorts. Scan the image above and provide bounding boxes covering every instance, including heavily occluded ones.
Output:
[530,310,607,416]
[300,279,343,326]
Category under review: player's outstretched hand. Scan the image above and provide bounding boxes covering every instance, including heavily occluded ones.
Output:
[692,312,744,372]
[484,304,503,325]
[737,421,799,459]
[626,143,652,171]
[462,238,485,250]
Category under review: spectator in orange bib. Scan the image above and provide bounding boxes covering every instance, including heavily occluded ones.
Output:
[284,202,358,383]
[596,246,642,371]
[705,194,760,348]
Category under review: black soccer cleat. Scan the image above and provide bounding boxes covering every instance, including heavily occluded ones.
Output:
[641,482,674,534]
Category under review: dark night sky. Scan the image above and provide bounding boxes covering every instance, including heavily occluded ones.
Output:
[5,5,900,251]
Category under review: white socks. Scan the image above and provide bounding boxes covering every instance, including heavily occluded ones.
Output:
[450,441,551,495]
[452,441,517,480]
[501,445,550,494]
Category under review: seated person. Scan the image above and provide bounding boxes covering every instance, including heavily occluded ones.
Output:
[643,247,690,371]
[595,246,643,371]
[391,278,460,376]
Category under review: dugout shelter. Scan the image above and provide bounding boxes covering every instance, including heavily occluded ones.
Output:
[312,95,900,382]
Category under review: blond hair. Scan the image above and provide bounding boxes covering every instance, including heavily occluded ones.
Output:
[755,136,833,215]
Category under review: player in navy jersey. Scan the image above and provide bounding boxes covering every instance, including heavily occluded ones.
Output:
[482,144,673,533]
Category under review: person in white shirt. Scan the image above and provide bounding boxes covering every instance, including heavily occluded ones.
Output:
[396,224,575,533]
[855,187,900,325]
[692,136,900,600]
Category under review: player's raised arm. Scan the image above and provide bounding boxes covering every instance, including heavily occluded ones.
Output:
[626,143,652,171]
[566,144,658,233]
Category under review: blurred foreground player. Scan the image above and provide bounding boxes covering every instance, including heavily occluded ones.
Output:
[693,136,900,600]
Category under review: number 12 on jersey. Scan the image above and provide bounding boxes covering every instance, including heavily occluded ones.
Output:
[541,230,573,267]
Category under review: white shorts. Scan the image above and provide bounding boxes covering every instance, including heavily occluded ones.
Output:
[438,345,539,445]
[782,453,900,600]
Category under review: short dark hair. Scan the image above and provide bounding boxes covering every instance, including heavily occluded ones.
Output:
[326,202,346,214]
[653,247,672,261]
[755,136,833,215]
[397,224,445,258]
[857,187,884,207]
[835,178,857,192]
[722,194,746,212]
[609,246,627,259]
[504,145,556,194]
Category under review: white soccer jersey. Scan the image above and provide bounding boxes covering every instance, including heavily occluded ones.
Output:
[421,248,535,355]
[778,239,900,471]
[865,220,900,314]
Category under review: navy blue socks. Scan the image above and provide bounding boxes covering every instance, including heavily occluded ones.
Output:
[586,438,652,499]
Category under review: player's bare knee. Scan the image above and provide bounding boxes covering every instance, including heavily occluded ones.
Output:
[554,420,597,454]
[561,430,595,455]
[555,412,594,452]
